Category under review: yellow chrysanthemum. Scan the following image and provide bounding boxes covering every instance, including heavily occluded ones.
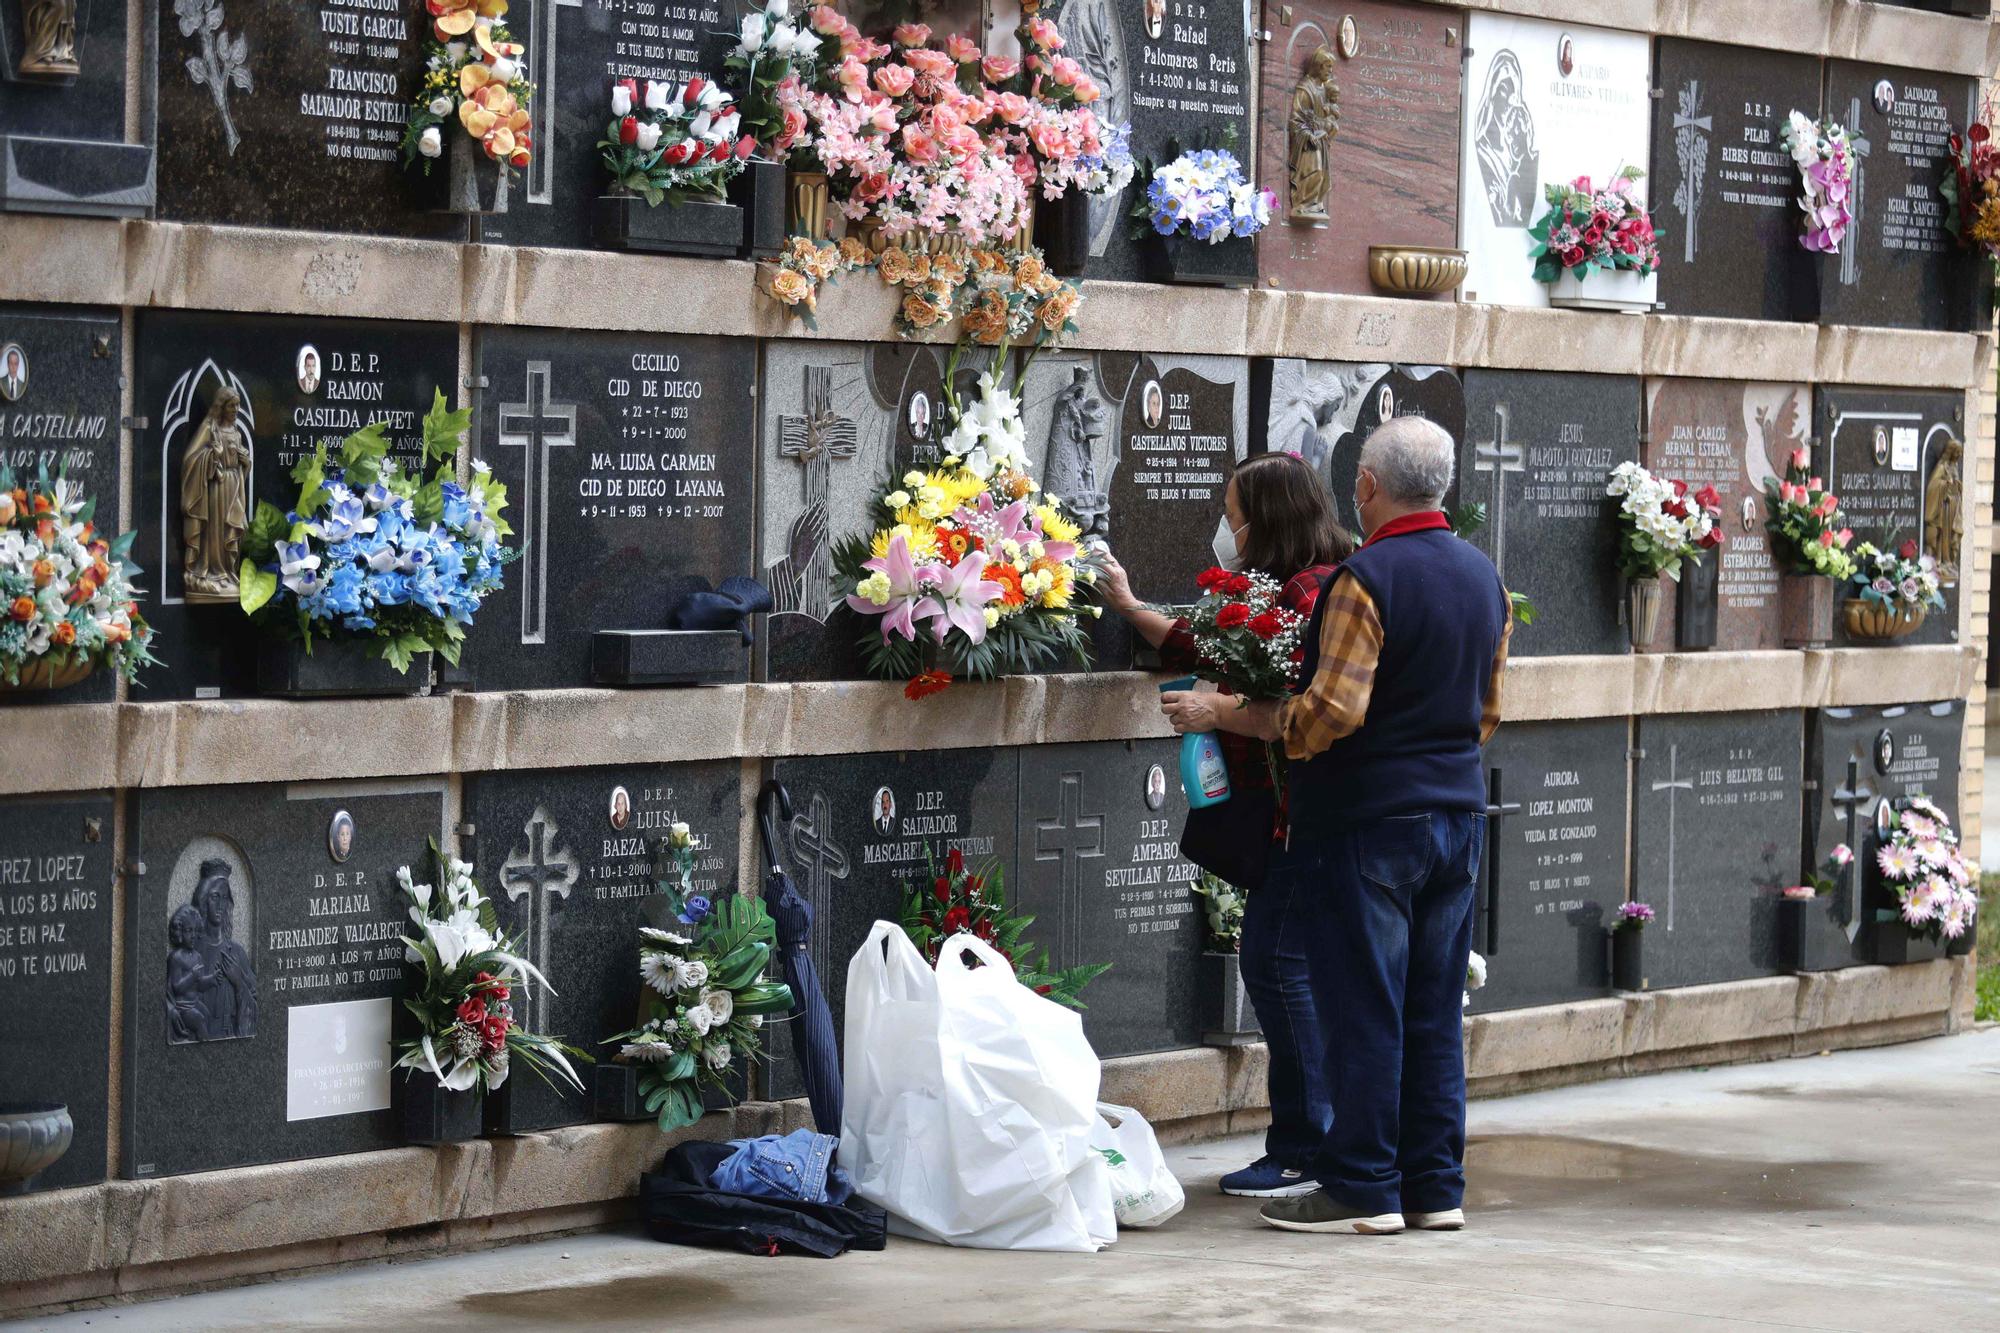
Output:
[871,521,938,563]
[927,469,986,507]
[1035,505,1081,545]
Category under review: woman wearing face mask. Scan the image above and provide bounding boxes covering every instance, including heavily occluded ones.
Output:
[1099,452,1354,1200]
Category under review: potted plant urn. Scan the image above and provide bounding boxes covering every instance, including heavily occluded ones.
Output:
[447,133,509,215]
[729,158,788,261]
[1626,576,1663,651]
[1366,245,1468,296]
[256,639,432,699]
[1548,266,1658,313]
[1197,951,1261,1045]
[1842,597,1928,642]
[400,1074,482,1146]
[0,1103,73,1195]
[788,167,831,241]
[1781,574,1834,648]
[594,191,745,258]
[1676,554,1720,650]
[0,657,94,695]
[1141,232,1257,288]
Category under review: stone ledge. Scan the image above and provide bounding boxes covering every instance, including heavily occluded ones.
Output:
[0,644,1977,795]
[0,216,1985,390]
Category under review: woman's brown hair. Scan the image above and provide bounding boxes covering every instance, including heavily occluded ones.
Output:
[1232,452,1354,579]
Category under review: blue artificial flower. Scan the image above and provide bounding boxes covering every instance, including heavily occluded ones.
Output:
[363,481,396,512]
[341,612,377,632]
[313,486,377,543]
[677,894,713,927]
[1190,209,1229,243]
[277,539,323,597]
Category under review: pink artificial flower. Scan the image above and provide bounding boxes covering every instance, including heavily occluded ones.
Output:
[1790,447,1810,470]
[807,5,844,34]
[855,170,891,202]
[904,47,955,79]
[1026,16,1063,50]
[892,21,932,46]
[836,57,870,99]
[1831,843,1853,866]
[927,551,1005,645]
[874,63,916,97]
[946,34,981,63]
[1028,121,1070,159]
[901,123,940,163]
[990,91,1031,124]
[1050,55,1085,87]
[1072,76,1101,104]
[981,55,1019,83]
[845,533,943,643]
[1817,529,1836,548]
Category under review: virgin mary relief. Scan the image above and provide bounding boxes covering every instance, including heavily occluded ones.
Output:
[180,386,252,602]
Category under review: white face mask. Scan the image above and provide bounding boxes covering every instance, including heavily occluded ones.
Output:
[1211,516,1246,570]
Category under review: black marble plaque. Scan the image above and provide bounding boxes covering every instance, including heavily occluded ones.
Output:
[1819,386,1964,648]
[463,326,755,690]
[465,759,740,1131]
[757,339,994,683]
[764,746,1020,1098]
[1460,370,1639,658]
[1632,710,1799,989]
[476,0,735,249]
[1818,60,1980,331]
[124,780,445,1178]
[1015,739,1200,1059]
[1801,700,1964,971]
[1052,0,1254,282]
[0,302,124,705]
[0,0,154,217]
[1470,717,1625,1013]
[1650,39,1821,322]
[0,790,115,1193]
[131,309,458,700]
[1251,360,1463,539]
[156,0,459,236]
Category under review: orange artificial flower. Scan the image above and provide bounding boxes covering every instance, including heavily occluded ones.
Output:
[904,670,952,700]
[31,492,51,515]
[50,621,75,646]
[8,595,34,622]
[427,0,507,41]
[988,563,1026,608]
[30,559,52,588]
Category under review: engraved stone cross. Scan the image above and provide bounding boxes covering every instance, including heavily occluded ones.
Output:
[1840,95,1873,289]
[1830,757,1877,940]
[1473,405,1527,578]
[1651,743,1695,931]
[1034,772,1106,957]
[498,361,578,645]
[501,805,579,1032]
[524,0,583,207]
[776,367,860,619]
[787,790,849,964]
[1672,79,1712,263]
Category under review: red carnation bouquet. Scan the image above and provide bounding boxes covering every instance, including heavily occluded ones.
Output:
[1187,567,1310,700]
[899,847,1109,1009]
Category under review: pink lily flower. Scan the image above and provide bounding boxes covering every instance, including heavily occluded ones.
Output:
[927,550,1004,645]
[844,532,942,643]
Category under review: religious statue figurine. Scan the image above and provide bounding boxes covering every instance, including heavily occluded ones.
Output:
[1472,51,1540,227]
[189,859,257,1039]
[1287,48,1341,226]
[164,904,218,1043]
[179,386,252,603]
[1043,367,1111,538]
[1924,435,1963,582]
[19,0,80,78]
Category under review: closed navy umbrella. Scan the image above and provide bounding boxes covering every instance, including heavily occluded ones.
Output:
[760,781,842,1136]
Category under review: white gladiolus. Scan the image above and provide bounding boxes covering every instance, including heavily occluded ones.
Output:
[418,126,444,158]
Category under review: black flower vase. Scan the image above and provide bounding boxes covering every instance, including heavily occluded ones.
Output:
[728,159,787,261]
[1676,553,1720,650]
[1610,928,1645,990]
[1036,190,1091,277]
[1776,897,1810,973]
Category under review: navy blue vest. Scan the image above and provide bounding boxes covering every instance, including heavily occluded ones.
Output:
[1287,525,1507,831]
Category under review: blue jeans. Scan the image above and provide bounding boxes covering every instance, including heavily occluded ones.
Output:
[1241,845,1332,1166]
[1296,810,1483,1215]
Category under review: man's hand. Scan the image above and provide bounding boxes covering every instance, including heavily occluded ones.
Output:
[1160,689,1221,735]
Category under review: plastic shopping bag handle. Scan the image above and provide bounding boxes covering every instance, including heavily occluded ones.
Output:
[931,930,1017,979]
[857,918,935,1000]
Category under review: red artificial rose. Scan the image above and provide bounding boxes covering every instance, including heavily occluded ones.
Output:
[619,114,639,144]
[1699,528,1724,549]
[735,135,758,160]
[709,139,734,162]
[933,875,951,904]
[1973,123,1990,144]
[946,847,965,875]
[1664,498,1687,520]
[1899,538,1919,560]
[1196,567,1230,591]
[483,1015,509,1041]
[457,998,487,1024]
[1290,646,1306,663]
[685,76,706,103]
[943,905,971,933]
[1033,984,1053,996]
[974,918,995,942]
[966,874,983,898]
[1583,222,1606,247]
[1247,610,1283,639]
[1694,483,1721,511]
[1560,246,1585,268]
[1224,573,1252,595]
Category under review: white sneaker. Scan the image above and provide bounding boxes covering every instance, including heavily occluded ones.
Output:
[1409,1207,1465,1231]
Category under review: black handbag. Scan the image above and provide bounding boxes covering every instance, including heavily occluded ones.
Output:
[1178,784,1278,891]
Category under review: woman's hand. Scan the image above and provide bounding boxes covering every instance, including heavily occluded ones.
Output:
[1097,549,1139,614]
[1160,689,1221,735]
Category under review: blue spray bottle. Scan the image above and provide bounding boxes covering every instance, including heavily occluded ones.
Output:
[1161,676,1231,808]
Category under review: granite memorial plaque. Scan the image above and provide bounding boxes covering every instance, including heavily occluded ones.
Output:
[1649,39,1821,322]
[1802,700,1964,970]
[476,0,734,249]
[1250,359,1464,539]
[465,759,740,1131]
[0,790,115,1193]
[1459,15,1652,308]
[1818,60,1980,331]
[1015,739,1200,1059]
[1632,710,1799,989]
[1642,379,1807,651]
[155,0,459,236]
[0,0,154,217]
[1470,716,1624,1013]
[1254,0,1462,297]
[764,746,1020,1097]
[1053,0,1254,282]
[463,326,755,690]
[1460,369,1638,657]
[1019,350,1248,670]
[125,779,445,1177]
[0,302,124,705]
[757,339,996,682]
[1819,386,1964,647]
[131,309,458,700]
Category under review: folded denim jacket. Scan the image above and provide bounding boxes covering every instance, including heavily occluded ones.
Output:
[712,1129,853,1206]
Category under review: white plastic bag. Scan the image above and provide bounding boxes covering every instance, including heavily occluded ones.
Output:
[840,923,1115,1252]
[1090,1102,1185,1228]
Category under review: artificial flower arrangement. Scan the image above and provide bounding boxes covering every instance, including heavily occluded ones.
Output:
[1846,539,1945,630]
[1610,901,1655,933]
[394,841,586,1095]
[238,391,516,673]
[981,11,1132,207]
[881,245,1083,342]
[1943,115,2000,274]
[1787,842,1854,900]
[402,0,534,172]
[761,234,879,328]
[723,0,823,158]
[1874,797,1979,944]
[832,344,1102,698]
[1604,461,1722,583]
[606,823,795,1133]
[0,465,157,689]
[1762,450,1856,581]
[1134,148,1275,245]
[600,75,757,206]
[1528,167,1662,284]
[1185,566,1310,700]
[1192,873,1245,953]
[900,846,1109,1008]
[1780,111,1854,255]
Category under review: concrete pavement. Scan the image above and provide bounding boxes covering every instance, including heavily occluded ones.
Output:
[16,1029,1999,1332]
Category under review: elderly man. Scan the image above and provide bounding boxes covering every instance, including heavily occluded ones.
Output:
[1163,417,1511,1235]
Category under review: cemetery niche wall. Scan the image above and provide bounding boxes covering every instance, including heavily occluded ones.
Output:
[0,0,154,217]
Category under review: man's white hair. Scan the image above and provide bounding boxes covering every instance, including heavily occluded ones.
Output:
[1359,416,1456,507]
